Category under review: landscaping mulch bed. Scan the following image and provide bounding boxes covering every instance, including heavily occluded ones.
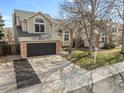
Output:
[13,59,41,89]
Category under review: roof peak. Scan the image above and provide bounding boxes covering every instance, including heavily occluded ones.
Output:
[14,9,36,14]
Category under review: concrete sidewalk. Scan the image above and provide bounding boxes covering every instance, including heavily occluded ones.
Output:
[0,55,124,93]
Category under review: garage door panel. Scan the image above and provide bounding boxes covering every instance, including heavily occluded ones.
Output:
[27,43,56,57]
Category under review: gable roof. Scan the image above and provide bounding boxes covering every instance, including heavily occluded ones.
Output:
[27,12,53,23]
[14,9,53,23]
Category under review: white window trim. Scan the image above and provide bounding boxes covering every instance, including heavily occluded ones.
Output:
[101,33,107,43]
[63,31,70,42]
[33,17,46,33]
[34,22,45,33]
[112,27,118,33]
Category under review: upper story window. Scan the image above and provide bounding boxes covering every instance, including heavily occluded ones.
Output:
[35,18,44,32]
[101,33,107,43]
[112,27,117,33]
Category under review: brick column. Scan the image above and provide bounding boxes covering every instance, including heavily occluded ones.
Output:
[20,42,27,58]
[56,41,61,55]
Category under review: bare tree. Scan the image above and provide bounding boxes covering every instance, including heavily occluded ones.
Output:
[4,29,14,45]
[61,0,115,56]
[114,0,124,55]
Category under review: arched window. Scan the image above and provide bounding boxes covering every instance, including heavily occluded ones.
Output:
[35,18,44,32]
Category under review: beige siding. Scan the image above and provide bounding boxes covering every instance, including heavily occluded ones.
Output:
[27,14,52,33]
[22,22,27,32]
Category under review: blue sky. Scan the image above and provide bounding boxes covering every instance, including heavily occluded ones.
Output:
[0,0,64,27]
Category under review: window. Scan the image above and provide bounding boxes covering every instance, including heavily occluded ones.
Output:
[34,18,44,32]
[112,27,117,32]
[64,31,69,41]
[101,33,107,43]
[64,34,69,41]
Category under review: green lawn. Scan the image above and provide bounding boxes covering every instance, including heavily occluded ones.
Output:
[65,48,124,70]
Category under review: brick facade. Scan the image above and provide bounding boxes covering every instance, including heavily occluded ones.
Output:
[20,41,61,58]
[20,42,27,58]
[56,41,61,55]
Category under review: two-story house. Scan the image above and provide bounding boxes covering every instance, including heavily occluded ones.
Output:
[12,9,71,58]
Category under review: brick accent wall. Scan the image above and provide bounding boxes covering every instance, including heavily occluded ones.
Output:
[56,41,61,55]
[20,42,27,58]
[20,40,61,58]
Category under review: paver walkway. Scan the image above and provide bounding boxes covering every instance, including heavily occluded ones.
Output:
[0,55,124,93]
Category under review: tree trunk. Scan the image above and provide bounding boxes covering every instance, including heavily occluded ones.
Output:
[69,31,74,53]
[70,31,73,48]
[121,24,124,54]
[88,38,93,56]
[96,34,100,48]
[121,0,124,55]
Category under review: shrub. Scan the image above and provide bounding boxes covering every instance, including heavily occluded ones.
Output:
[103,43,115,49]
[64,48,70,52]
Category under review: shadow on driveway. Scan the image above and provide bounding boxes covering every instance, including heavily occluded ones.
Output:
[13,59,41,89]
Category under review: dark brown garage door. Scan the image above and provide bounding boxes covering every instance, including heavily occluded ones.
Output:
[27,43,56,57]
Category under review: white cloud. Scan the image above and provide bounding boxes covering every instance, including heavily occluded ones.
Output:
[67,0,74,2]
[3,16,12,27]
[3,16,11,20]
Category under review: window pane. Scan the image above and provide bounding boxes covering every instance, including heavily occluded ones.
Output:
[101,37,107,43]
[105,37,107,43]
[102,33,107,36]
[112,28,117,32]
[35,24,39,32]
[64,34,69,41]
[102,37,104,43]
[35,18,44,23]
[40,24,44,32]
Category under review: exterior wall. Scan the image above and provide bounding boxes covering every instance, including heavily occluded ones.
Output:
[27,14,52,33]
[99,43,105,48]
[12,13,18,44]
[22,21,28,32]
[84,40,89,47]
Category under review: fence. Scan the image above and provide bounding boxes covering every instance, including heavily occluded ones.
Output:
[0,44,20,56]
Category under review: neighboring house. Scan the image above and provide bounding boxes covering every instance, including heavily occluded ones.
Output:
[50,19,71,47]
[66,22,122,48]
[97,23,122,48]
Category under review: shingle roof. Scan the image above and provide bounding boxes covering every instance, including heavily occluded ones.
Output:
[14,9,53,22]
[17,26,46,37]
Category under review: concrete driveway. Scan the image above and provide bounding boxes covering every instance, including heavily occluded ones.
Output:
[1,55,124,93]
[0,55,88,93]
